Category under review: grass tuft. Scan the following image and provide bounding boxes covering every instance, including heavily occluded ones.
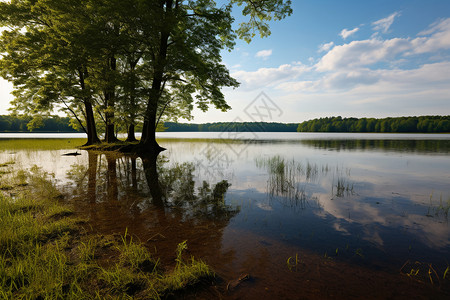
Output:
[0,167,214,299]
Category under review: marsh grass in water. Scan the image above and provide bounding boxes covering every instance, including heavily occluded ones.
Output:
[0,165,213,299]
[286,253,305,272]
[256,156,308,204]
[400,260,449,288]
[332,177,355,198]
[256,155,330,207]
[0,138,87,151]
[426,193,450,220]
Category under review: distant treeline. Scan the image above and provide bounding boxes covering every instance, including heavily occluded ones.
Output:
[297,116,450,133]
[163,122,299,132]
[0,115,80,132]
[3,115,449,134]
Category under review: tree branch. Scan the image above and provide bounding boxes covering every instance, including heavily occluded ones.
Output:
[61,98,87,133]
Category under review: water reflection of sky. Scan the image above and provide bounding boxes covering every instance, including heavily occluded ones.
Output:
[163,137,450,269]
[1,134,449,272]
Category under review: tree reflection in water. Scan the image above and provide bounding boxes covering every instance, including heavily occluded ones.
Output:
[66,151,240,270]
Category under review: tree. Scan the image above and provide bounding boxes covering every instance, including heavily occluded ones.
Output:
[1,0,293,152]
[0,0,103,144]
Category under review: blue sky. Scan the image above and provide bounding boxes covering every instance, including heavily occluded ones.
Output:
[193,0,450,123]
[1,0,450,124]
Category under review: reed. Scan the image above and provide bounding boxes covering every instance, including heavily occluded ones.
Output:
[255,155,321,207]
[287,253,302,271]
[333,177,354,198]
[427,193,450,220]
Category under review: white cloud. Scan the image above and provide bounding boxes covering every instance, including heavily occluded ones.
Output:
[372,12,400,33]
[316,38,411,71]
[255,49,273,60]
[318,41,334,53]
[316,17,450,72]
[412,18,450,53]
[232,17,450,120]
[232,64,309,90]
[200,17,450,122]
[418,18,450,35]
[277,80,319,92]
[279,62,450,93]
[340,27,359,39]
[237,17,450,118]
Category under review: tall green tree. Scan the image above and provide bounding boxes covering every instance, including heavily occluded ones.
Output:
[136,0,292,154]
[0,0,293,151]
[0,0,103,144]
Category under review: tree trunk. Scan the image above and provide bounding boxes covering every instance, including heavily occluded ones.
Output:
[78,67,100,146]
[106,153,118,201]
[84,99,100,145]
[126,124,137,142]
[87,151,98,203]
[104,113,117,143]
[139,0,172,155]
[126,58,139,142]
[141,87,168,155]
[104,55,118,143]
[141,154,164,206]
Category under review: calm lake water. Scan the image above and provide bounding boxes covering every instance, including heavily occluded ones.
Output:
[1,132,449,299]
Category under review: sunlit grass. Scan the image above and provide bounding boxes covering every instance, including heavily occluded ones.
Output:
[0,166,213,299]
[0,160,15,168]
[0,138,86,151]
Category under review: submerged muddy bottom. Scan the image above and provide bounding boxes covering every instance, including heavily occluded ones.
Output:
[1,133,450,299]
[74,203,450,299]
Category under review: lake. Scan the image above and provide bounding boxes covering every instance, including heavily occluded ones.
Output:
[1,132,449,299]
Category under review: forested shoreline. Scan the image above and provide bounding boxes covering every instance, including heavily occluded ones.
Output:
[0,115,80,132]
[1,115,450,133]
[0,116,297,133]
[297,116,450,133]
[163,122,298,132]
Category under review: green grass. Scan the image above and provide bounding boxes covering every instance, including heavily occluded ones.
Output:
[0,165,213,299]
[0,160,15,181]
[0,160,15,168]
[0,138,87,151]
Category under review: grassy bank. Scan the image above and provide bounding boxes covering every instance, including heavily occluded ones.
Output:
[0,163,212,299]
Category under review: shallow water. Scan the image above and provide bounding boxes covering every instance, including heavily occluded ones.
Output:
[1,133,449,299]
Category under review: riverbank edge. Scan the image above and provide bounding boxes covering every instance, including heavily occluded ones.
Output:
[0,163,214,299]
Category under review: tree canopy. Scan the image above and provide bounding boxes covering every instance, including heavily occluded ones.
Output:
[0,0,292,153]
